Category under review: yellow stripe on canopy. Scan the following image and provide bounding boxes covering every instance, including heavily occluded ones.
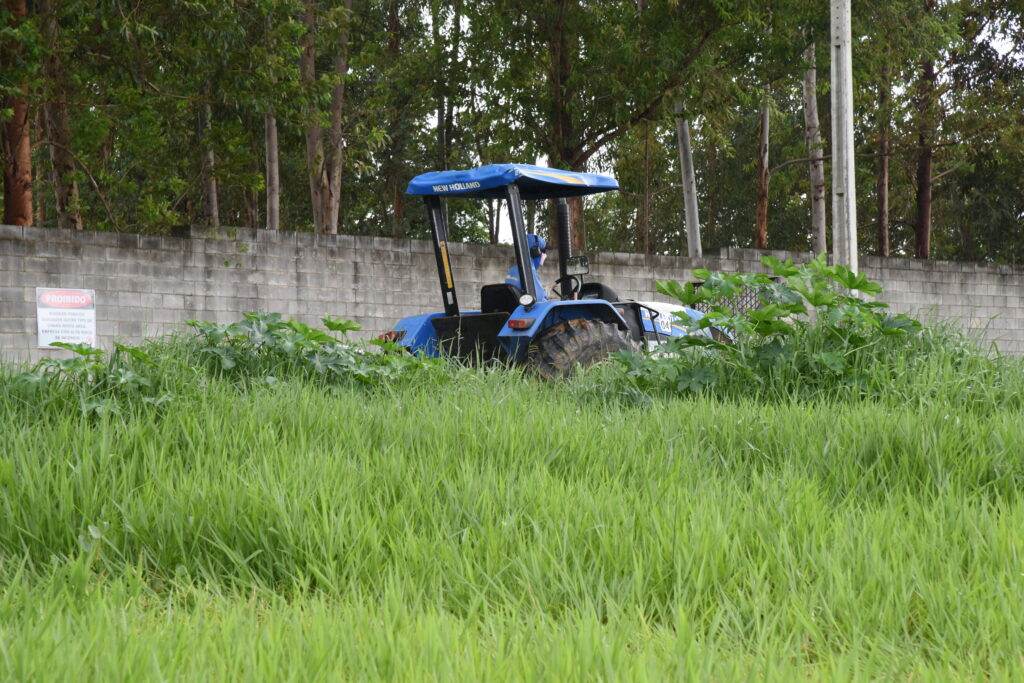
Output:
[524,170,586,185]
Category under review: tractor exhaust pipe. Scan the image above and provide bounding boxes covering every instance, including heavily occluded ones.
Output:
[556,198,572,299]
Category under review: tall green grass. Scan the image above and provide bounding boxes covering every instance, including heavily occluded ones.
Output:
[2,341,1024,679]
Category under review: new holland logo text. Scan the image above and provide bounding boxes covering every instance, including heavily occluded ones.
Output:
[431,181,481,193]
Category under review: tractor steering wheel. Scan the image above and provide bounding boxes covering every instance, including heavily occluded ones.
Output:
[553,275,581,299]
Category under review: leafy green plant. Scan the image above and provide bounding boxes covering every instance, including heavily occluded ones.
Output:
[6,341,173,418]
[0,313,439,423]
[185,311,438,386]
[614,255,945,399]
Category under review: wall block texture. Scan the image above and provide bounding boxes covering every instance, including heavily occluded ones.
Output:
[2,224,1023,361]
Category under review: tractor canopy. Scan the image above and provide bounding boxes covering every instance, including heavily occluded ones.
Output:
[406,163,618,200]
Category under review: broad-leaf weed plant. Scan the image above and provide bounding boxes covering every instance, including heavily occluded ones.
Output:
[612,254,1023,408]
[184,312,440,386]
[2,313,440,419]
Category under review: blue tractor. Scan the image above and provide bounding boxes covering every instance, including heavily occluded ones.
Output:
[383,163,709,378]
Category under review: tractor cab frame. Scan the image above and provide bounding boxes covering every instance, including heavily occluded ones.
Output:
[388,164,708,374]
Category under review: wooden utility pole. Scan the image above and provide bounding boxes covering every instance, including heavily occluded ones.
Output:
[830,0,857,271]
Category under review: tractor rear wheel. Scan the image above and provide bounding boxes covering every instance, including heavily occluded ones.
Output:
[526,318,633,380]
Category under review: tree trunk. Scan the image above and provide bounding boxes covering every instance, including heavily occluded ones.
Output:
[265,111,280,230]
[2,0,33,227]
[383,0,408,238]
[431,0,461,171]
[34,106,47,226]
[391,181,404,238]
[199,101,219,229]
[959,187,975,260]
[39,0,82,231]
[877,82,890,257]
[802,43,826,255]
[546,0,580,252]
[914,53,936,259]
[243,189,258,229]
[915,124,933,259]
[324,0,353,235]
[436,97,446,170]
[568,196,585,251]
[263,15,280,231]
[431,1,445,170]
[443,1,462,167]
[640,121,651,255]
[877,127,890,257]
[754,102,770,249]
[301,1,326,233]
[674,101,702,258]
[705,137,717,240]
[486,199,496,244]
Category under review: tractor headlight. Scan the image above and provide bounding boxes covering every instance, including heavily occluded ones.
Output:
[518,293,536,307]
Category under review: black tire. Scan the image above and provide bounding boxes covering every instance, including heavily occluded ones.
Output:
[526,318,633,380]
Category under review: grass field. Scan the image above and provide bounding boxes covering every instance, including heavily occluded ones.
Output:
[3,336,1024,680]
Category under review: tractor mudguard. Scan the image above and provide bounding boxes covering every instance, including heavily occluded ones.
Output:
[497,299,627,361]
[393,309,504,357]
[391,311,448,357]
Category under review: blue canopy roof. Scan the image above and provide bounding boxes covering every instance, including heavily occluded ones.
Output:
[406,164,619,200]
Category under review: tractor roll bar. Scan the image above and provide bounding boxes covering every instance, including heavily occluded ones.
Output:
[505,183,538,302]
[423,181,543,315]
[555,198,572,299]
[424,196,460,316]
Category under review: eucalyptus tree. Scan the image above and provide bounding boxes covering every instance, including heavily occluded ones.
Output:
[463,0,732,250]
[299,0,355,234]
[913,0,943,258]
[1,0,35,226]
[6,0,1019,265]
[26,0,178,231]
[925,0,1024,261]
[801,41,826,254]
[331,0,435,238]
[716,0,829,250]
[854,0,1020,260]
[37,0,81,230]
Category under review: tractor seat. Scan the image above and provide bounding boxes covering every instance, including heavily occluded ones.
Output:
[480,283,523,314]
[579,281,620,302]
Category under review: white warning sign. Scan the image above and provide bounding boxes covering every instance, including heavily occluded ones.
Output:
[36,287,97,348]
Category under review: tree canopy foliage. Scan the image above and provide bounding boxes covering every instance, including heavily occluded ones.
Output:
[1,0,1021,261]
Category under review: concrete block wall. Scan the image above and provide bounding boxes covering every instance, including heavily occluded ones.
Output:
[2,224,1023,361]
[859,254,1024,352]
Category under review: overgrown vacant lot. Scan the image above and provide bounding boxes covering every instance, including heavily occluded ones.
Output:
[3,344,1024,680]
